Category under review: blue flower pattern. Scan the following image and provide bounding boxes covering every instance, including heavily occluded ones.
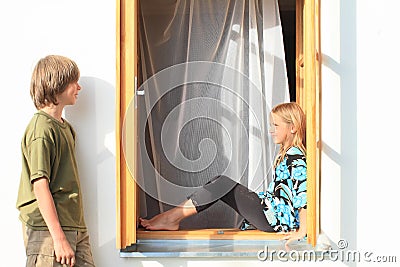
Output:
[260,147,307,232]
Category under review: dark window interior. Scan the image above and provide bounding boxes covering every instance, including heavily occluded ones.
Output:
[278,0,296,101]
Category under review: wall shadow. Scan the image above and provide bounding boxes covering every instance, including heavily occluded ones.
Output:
[64,76,116,265]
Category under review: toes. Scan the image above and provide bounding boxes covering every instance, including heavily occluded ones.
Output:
[138,218,150,228]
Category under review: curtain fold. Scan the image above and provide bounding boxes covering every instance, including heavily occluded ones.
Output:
[137,0,289,229]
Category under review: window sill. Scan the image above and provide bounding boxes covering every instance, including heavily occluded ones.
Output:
[120,229,324,258]
[137,228,286,240]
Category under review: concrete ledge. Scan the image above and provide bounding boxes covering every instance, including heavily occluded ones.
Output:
[120,239,316,258]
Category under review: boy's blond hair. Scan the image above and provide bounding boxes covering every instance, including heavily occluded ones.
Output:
[30,55,80,109]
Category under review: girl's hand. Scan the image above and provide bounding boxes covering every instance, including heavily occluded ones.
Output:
[281,208,307,249]
[281,230,306,248]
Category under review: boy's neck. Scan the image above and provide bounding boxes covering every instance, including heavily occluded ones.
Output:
[40,105,64,123]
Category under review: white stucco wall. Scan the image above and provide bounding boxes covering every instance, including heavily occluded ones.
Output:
[0,0,118,266]
[356,0,400,259]
[1,0,399,266]
[320,0,400,265]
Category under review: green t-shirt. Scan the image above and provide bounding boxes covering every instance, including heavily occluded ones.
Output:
[16,110,86,231]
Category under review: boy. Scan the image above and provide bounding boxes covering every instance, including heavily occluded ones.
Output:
[16,55,95,267]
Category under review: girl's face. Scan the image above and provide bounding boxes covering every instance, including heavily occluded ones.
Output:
[269,113,292,145]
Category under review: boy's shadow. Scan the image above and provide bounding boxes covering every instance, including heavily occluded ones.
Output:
[64,76,115,257]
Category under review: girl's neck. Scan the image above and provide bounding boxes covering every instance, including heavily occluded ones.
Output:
[275,142,295,166]
[282,136,294,151]
[40,104,64,123]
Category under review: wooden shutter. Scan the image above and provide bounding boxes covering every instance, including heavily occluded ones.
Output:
[116,0,138,249]
[297,0,321,247]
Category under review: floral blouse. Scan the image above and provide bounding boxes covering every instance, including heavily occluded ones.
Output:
[241,146,307,232]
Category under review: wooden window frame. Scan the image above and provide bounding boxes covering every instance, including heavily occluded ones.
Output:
[116,0,320,249]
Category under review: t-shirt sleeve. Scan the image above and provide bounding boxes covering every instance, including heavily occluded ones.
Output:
[28,137,54,183]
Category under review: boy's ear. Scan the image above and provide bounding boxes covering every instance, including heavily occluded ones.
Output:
[290,126,297,134]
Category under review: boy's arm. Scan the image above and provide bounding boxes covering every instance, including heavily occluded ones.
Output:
[33,177,76,267]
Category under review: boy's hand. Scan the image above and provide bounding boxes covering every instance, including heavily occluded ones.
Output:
[33,178,76,266]
[54,237,75,267]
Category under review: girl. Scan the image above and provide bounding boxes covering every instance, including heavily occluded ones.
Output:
[139,102,307,245]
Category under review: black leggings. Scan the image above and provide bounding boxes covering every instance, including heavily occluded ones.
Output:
[188,175,275,232]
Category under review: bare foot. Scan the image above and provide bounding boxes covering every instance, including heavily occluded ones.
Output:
[139,199,197,231]
[139,212,180,231]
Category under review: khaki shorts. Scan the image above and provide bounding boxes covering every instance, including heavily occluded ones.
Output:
[22,224,95,267]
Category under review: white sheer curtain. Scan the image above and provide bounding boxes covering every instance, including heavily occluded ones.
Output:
[137,0,289,229]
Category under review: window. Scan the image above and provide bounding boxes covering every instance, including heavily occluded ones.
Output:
[116,0,320,249]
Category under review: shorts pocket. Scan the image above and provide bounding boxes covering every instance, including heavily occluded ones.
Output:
[26,230,55,257]
[26,253,58,267]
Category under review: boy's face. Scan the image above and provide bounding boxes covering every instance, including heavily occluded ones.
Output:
[57,81,82,106]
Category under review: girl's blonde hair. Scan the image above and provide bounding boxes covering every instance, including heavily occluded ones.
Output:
[271,102,306,165]
[30,55,80,109]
